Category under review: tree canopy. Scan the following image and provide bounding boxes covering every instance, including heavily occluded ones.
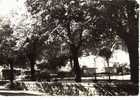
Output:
[25,0,139,83]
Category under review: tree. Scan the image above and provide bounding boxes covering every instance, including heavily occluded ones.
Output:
[25,0,138,84]
[25,0,111,82]
[12,11,62,81]
[99,47,112,80]
[10,11,50,81]
[23,33,47,81]
[101,0,139,85]
[40,40,68,71]
[0,24,17,87]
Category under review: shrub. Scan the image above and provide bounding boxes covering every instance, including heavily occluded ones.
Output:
[5,81,24,90]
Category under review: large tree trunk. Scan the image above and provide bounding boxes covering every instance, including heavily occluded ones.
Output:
[70,57,75,76]
[71,46,81,82]
[127,43,139,95]
[30,59,35,81]
[118,28,138,94]
[117,35,139,95]
[127,44,139,84]
[73,54,81,82]
[9,63,14,87]
[106,59,111,81]
[70,57,73,69]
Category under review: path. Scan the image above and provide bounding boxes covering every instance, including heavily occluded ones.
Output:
[0,86,46,96]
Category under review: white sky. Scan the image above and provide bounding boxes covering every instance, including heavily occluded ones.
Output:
[0,0,26,16]
[0,0,139,17]
[0,0,27,26]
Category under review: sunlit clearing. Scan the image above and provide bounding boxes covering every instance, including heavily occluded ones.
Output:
[60,49,130,73]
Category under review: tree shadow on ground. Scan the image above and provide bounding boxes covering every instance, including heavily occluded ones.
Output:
[94,81,138,96]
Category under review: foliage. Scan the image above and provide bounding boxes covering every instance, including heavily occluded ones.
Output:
[5,81,24,90]
[0,0,138,83]
[0,24,15,65]
[25,0,115,48]
[0,22,27,67]
[99,47,112,60]
[25,0,119,82]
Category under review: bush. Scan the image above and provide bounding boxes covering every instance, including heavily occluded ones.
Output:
[5,81,24,90]
[36,71,51,82]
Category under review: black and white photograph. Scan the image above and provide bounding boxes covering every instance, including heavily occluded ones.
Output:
[0,0,139,96]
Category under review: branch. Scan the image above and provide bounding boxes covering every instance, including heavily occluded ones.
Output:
[82,17,92,26]
[111,40,116,51]
[77,28,83,49]
[50,24,61,34]
[56,28,71,45]
[50,24,71,45]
